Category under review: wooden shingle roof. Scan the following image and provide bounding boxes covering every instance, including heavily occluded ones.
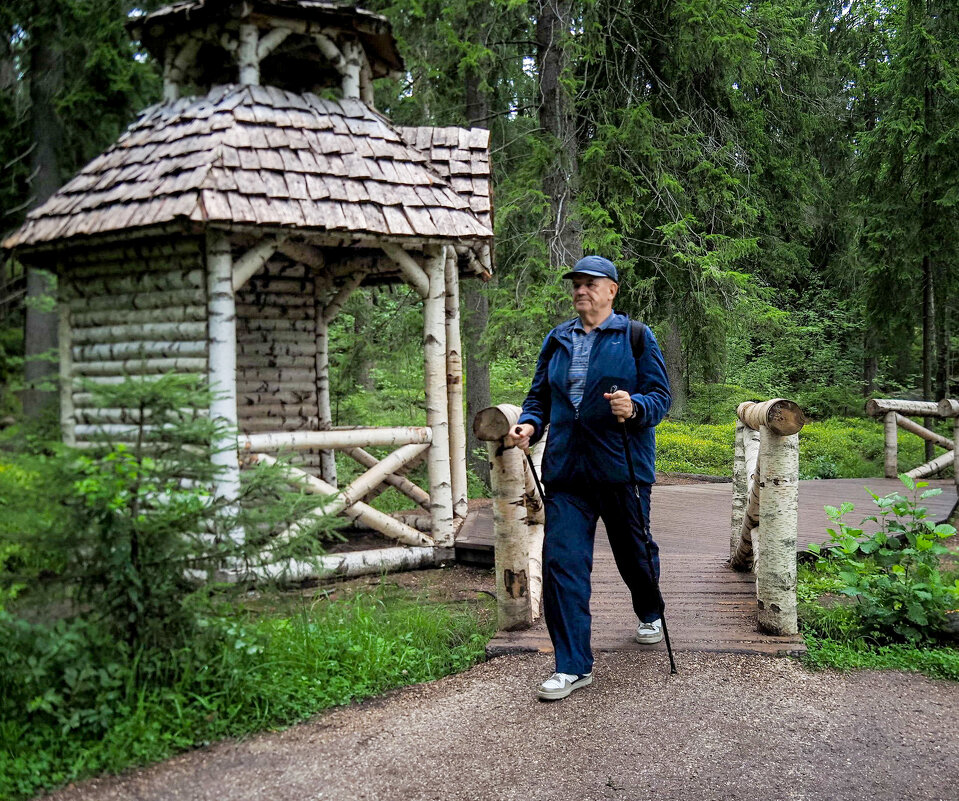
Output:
[397,126,492,233]
[4,84,494,250]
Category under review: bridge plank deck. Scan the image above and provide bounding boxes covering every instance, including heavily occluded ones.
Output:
[473,478,956,659]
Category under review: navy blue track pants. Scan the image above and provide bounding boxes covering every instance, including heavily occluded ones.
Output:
[542,482,662,676]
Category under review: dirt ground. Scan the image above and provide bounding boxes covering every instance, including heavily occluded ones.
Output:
[49,647,959,801]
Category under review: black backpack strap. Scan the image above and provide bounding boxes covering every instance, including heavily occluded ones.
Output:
[629,319,647,368]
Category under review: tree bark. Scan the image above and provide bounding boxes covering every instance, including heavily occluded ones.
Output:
[661,315,685,418]
[464,55,492,490]
[22,15,63,419]
[536,0,582,268]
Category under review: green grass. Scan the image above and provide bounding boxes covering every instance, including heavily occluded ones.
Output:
[655,417,933,479]
[0,585,496,801]
[802,636,959,681]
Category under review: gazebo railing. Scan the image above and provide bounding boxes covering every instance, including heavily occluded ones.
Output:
[238,424,455,580]
[729,398,805,636]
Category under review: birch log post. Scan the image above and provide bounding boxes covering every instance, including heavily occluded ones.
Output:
[315,270,367,484]
[423,247,454,546]
[526,437,546,621]
[237,24,260,85]
[755,425,799,635]
[884,411,898,479]
[445,246,468,519]
[730,420,747,557]
[206,230,242,542]
[729,424,760,570]
[58,303,76,446]
[944,400,959,507]
[480,403,533,630]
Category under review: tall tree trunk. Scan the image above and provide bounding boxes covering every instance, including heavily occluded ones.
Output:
[464,63,492,488]
[921,77,934,461]
[22,16,63,420]
[935,265,949,400]
[353,290,375,391]
[662,315,686,419]
[536,0,582,268]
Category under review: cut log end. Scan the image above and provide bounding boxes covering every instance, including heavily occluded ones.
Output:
[473,404,522,441]
[737,399,805,435]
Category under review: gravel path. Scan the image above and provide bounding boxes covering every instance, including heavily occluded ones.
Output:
[50,652,958,801]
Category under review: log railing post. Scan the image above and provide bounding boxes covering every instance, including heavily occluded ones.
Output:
[729,399,804,636]
[473,403,546,631]
[424,246,454,547]
[756,424,799,635]
[884,411,898,479]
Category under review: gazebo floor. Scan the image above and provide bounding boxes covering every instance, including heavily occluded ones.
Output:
[459,478,958,660]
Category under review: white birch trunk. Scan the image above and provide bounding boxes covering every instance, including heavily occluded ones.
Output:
[382,243,429,298]
[884,411,898,479]
[206,230,242,542]
[250,453,431,547]
[237,24,260,86]
[905,451,955,480]
[340,38,363,99]
[58,303,76,446]
[250,546,441,583]
[526,437,546,621]
[489,439,532,630]
[424,247,454,546]
[343,447,431,510]
[866,398,943,418]
[756,427,799,635]
[736,399,804,436]
[240,427,431,451]
[729,425,760,571]
[314,315,336,483]
[730,420,747,557]
[445,246,468,519]
[895,413,955,450]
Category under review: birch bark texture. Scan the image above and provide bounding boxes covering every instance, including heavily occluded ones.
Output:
[445,246,468,519]
[756,426,799,635]
[423,247,454,546]
[206,230,242,541]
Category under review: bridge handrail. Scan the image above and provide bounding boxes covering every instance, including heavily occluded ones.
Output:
[729,398,805,636]
[866,398,958,485]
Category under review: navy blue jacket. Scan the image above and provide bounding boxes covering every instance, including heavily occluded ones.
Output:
[517,312,671,485]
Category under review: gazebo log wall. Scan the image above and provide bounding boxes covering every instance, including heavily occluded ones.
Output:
[60,237,207,446]
[236,257,322,475]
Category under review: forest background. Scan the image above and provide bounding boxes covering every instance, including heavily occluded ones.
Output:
[2,3,959,796]
[2,0,959,479]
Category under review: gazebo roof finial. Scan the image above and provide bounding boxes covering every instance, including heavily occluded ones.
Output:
[130,0,404,103]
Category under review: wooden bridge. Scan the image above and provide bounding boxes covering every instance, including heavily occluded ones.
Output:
[457,477,957,659]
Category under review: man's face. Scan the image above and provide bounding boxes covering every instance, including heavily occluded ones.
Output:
[570,274,618,317]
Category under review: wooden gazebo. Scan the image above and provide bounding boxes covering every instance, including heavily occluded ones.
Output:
[2,0,494,576]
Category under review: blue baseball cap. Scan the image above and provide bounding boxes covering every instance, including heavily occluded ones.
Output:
[562,255,618,282]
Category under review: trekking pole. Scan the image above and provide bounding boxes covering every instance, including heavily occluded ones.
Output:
[611,386,678,675]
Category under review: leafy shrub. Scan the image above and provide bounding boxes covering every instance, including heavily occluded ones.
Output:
[805,476,959,644]
[656,420,734,475]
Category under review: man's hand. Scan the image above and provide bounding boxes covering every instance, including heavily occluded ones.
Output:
[603,390,634,423]
[504,423,535,452]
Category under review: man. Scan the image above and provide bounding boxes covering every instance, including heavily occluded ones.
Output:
[505,255,671,701]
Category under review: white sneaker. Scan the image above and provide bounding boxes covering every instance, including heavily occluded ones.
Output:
[537,671,593,701]
[635,619,664,644]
